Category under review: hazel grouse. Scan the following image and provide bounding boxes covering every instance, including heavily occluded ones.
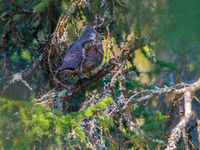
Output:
[56,17,104,76]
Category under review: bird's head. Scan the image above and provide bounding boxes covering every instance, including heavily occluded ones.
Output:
[90,16,104,30]
[80,16,104,40]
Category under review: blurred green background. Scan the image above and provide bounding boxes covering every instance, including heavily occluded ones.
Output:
[0,0,200,149]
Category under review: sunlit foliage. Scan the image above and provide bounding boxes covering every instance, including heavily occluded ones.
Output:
[0,0,200,149]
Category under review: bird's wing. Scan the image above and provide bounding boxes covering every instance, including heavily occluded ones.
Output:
[84,40,104,58]
[56,44,83,72]
[63,42,75,62]
[81,40,104,71]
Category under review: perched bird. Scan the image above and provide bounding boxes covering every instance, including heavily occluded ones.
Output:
[56,17,104,76]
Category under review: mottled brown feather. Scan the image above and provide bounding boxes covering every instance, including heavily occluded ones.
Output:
[81,40,104,72]
[56,17,104,75]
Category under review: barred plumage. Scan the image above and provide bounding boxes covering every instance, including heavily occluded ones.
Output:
[56,17,104,75]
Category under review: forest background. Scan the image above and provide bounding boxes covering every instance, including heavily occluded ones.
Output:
[1,0,200,149]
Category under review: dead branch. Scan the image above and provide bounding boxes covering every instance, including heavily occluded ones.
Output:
[166,78,200,150]
[197,118,200,149]
[1,9,34,18]
[0,73,32,95]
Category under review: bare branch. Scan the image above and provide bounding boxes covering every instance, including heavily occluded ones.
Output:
[0,73,32,95]
[166,78,200,150]
[197,118,200,149]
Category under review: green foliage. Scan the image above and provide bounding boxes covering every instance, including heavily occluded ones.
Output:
[33,0,52,11]
[0,96,168,149]
[21,50,31,61]
[84,97,114,117]
[1,0,200,149]
[156,59,178,71]
[143,111,167,134]
[0,97,116,149]
[132,80,155,89]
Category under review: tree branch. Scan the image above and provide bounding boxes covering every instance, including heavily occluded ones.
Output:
[166,78,200,150]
